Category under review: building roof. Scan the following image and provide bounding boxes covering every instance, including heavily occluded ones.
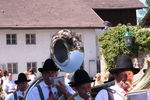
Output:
[139,10,150,27]
[0,0,104,28]
[83,0,146,9]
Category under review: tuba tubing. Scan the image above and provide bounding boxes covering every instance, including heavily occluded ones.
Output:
[131,61,150,91]
[50,29,84,72]
[124,61,150,100]
[25,29,84,99]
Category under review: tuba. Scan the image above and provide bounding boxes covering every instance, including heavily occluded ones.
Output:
[124,60,150,100]
[131,61,150,90]
[25,29,84,99]
[50,29,84,72]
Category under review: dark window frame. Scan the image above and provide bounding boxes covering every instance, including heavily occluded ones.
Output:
[26,34,36,44]
[7,63,18,74]
[27,62,37,73]
[6,34,17,45]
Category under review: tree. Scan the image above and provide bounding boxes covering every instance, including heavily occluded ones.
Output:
[146,0,150,8]
[137,0,150,23]
[98,24,150,70]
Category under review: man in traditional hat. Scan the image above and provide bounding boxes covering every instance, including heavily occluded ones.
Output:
[95,55,140,100]
[27,58,72,100]
[69,69,95,100]
[5,73,30,100]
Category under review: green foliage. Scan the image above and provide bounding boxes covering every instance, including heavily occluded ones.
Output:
[146,0,150,9]
[134,28,150,52]
[98,24,150,70]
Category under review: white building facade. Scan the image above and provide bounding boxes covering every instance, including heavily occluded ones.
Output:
[0,29,101,78]
[0,0,104,78]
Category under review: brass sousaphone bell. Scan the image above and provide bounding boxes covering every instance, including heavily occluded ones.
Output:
[25,29,84,99]
[51,29,84,72]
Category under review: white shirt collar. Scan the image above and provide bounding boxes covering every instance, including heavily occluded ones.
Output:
[41,81,48,88]
[74,95,84,100]
[110,83,127,97]
[111,84,125,92]
[16,90,25,97]
[40,81,55,88]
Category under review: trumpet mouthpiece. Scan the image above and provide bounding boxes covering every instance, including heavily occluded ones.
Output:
[125,81,131,86]
[125,81,133,91]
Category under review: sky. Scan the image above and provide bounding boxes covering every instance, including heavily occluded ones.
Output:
[136,0,147,18]
[140,0,146,4]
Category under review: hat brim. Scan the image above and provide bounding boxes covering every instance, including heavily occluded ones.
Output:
[109,67,140,74]
[56,50,84,72]
[69,80,95,87]
[38,67,59,73]
[15,80,31,84]
[104,78,115,83]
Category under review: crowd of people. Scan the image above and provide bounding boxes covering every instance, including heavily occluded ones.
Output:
[0,68,37,100]
[0,55,141,100]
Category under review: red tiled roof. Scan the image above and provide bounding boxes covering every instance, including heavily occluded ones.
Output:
[0,0,104,28]
[83,0,146,9]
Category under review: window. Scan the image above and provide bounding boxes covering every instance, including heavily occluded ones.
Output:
[97,59,100,73]
[6,34,17,45]
[26,34,36,44]
[7,63,18,74]
[27,62,37,73]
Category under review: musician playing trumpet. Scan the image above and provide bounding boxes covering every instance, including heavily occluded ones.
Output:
[95,55,140,100]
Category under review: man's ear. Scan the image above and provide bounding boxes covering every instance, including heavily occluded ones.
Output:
[113,74,118,79]
[114,73,121,83]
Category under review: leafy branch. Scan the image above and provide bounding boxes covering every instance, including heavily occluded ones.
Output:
[98,24,150,70]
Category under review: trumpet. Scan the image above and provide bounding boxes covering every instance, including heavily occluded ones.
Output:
[125,81,133,92]
[123,81,131,100]
[124,61,150,100]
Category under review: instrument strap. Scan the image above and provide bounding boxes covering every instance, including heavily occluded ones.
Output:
[105,87,114,100]
[37,85,44,100]
[13,92,17,100]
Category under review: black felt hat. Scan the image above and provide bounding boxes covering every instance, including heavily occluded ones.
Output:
[69,69,95,87]
[38,59,59,73]
[109,55,140,74]
[15,73,31,84]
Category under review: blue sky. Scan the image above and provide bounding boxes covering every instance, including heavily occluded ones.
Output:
[137,0,147,17]
[140,0,146,4]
